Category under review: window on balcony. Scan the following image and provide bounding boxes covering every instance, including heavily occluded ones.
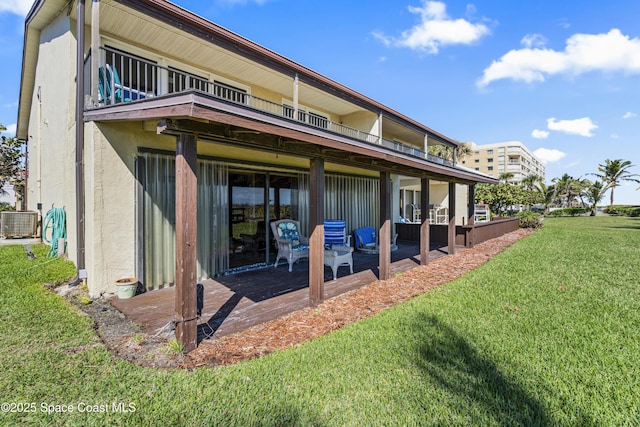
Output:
[306,111,328,129]
[104,46,157,97]
[282,105,328,129]
[169,67,209,93]
[214,81,247,104]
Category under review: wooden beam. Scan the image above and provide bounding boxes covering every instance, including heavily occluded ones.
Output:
[466,184,476,248]
[379,171,391,280]
[468,184,476,226]
[174,133,198,353]
[420,177,430,265]
[309,158,325,306]
[448,182,456,255]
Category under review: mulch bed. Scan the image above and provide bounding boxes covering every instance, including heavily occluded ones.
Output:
[175,228,533,368]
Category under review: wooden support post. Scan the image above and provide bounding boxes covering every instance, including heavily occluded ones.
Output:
[309,158,325,306]
[420,177,430,265]
[448,182,456,255]
[379,171,391,280]
[174,134,198,353]
[468,184,476,226]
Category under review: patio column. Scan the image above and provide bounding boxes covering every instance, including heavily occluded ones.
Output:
[379,171,391,280]
[467,184,476,248]
[175,133,198,353]
[468,184,476,226]
[309,158,325,306]
[448,182,456,255]
[420,177,430,265]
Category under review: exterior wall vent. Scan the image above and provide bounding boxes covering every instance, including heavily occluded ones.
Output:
[1,212,39,238]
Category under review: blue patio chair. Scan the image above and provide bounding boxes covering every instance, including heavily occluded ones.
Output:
[98,64,149,105]
[354,227,398,254]
[324,219,352,247]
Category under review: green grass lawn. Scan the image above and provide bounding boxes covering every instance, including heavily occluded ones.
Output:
[0,216,638,426]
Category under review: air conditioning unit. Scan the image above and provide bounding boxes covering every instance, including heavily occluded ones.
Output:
[1,211,39,238]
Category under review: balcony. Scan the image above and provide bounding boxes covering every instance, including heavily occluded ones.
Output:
[86,47,454,168]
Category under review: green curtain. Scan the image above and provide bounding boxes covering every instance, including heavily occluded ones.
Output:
[139,152,228,290]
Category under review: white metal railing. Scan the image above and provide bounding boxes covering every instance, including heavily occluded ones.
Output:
[91,47,454,167]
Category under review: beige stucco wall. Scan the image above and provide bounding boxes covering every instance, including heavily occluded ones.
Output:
[25,13,79,262]
[399,179,471,226]
[83,121,169,297]
[341,110,378,136]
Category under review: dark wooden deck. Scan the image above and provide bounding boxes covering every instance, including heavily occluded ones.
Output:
[112,242,453,341]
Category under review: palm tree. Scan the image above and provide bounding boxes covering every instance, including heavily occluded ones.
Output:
[499,172,514,184]
[537,182,556,214]
[591,159,640,209]
[520,174,542,191]
[427,144,452,161]
[427,142,473,163]
[582,180,607,216]
[454,142,473,163]
[552,173,583,207]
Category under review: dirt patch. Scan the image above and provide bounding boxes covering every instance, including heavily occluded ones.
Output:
[64,229,532,369]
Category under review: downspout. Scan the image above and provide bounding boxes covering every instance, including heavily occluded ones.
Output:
[37,87,42,212]
[76,0,87,278]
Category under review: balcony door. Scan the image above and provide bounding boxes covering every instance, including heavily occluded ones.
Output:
[229,172,297,270]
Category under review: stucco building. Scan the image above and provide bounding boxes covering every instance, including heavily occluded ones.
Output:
[460,141,545,184]
[17,0,507,349]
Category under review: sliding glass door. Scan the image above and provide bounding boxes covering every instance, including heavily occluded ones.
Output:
[229,172,297,269]
[139,152,380,290]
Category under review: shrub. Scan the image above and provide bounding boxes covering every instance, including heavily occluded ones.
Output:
[603,206,640,217]
[548,207,589,217]
[516,211,543,229]
[0,202,15,212]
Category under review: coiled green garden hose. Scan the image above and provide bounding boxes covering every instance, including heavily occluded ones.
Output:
[43,207,67,257]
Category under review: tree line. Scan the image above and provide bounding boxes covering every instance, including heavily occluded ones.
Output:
[0,123,25,210]
[427,142,639,216]
[475,159,639,216]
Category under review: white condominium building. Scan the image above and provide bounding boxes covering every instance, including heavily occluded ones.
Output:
[460,141,545,183]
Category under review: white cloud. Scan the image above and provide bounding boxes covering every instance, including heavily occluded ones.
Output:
[478,29,640,87]
[0,0,32,16]
[547,117,597,137]
[521,33,547,49]
[533,148,566,164]
[0,123,17,137]
[623,111,636,119]
[531,129,549,139]
[374,1,491,54]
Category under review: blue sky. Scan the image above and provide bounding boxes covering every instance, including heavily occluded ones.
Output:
[1,0,639,204]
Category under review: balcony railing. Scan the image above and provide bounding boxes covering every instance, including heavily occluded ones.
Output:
[89,46,454,168]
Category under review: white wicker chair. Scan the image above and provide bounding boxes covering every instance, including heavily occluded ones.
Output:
[324,246,354,280]
[270,219,310,272]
